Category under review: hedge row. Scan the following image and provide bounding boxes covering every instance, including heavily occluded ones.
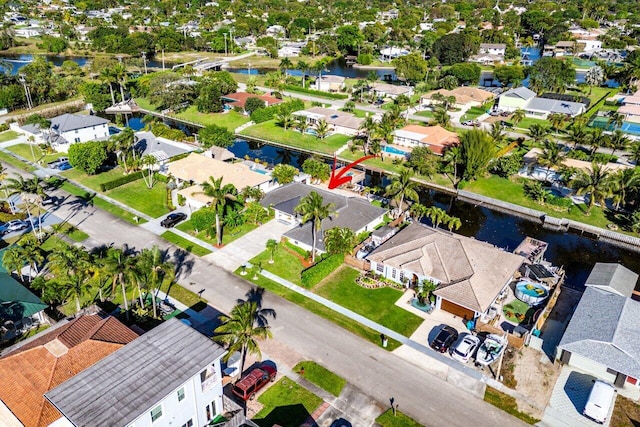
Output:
[301,254,344,288]
[99,171,144,192]
[284,85,349,100]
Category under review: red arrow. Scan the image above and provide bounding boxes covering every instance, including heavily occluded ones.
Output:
[328,155,376,189]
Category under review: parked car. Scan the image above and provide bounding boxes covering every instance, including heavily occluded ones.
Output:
[500,120,513,128]
[500,111,511,117]
[489,110,501,116]
[356,243,376,259]
[1,220,28,235]
[430,325,459,353]
[47,157,68,169]
[160,212,187,228]
[451,334,480,363]
[232,363,277,401]
[583,379,616,424]
[462,120,475,126]
[57,161,73,170]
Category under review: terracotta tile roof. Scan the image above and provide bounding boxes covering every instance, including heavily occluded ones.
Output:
[221,92,283,108]
[0,315,137,427]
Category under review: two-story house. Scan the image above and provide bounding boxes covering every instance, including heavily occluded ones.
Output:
[47,113,110,152]
[45,318,250,427]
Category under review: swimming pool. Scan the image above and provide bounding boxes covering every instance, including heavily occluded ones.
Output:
[383,145,409,156]
[305,129,318,136]
[590,117,640,136]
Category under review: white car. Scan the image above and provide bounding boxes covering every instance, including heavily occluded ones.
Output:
[450,334,480,363]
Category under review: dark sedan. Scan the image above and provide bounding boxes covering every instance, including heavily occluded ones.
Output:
[160,212,187,228]
[430,325,459,353]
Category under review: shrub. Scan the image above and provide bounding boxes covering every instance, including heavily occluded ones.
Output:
[566,149,589,160]
[301,254,344,288]
[177,193,186,206]
[99,171,144,191]
[357,53,373,65]
[250,107,275,123]
[0,123,8,132]
[592,153,617,164]
[491,154,523,178]
[68,141,108,175]
[544,194,573,211]
[283,84,349,99]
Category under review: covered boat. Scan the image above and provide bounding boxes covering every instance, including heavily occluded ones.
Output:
[475,334,508,366]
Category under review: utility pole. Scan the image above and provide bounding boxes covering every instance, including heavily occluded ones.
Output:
[141,52,148,74]
[229,29,234,55]
[162,48,165,71]
[19,74,33,109]
[223,33,228,56]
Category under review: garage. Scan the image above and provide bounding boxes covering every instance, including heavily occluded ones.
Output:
[440,299,475,320]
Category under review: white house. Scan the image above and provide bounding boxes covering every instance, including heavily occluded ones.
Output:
[292,107,364,136]
[45,319,252,427]
[312,75,345,92]
[479,43,506,56]
[47,113,110,152]
[14,27,43,38]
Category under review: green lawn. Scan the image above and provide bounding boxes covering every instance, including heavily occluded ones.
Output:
[234,267,401,350]
[461,106,488,121]
[5,143,65,164]
[512,117,548,130]
[176,219,262,247]
[240,120,351,155]
[106,179,170,218]
[134,97,159,112]
[464,175,621,232]
[0,130,20,143]
[415,110,434,119]
[165,283,208,307]
[314,266,423,337]
[160,231,212,256]
[53,222,89,242]
[248,245,306,285]
[293,361,346,397]
[174,107,250,132]
[61,182,144,225]
[253,377,323,427]
[376,409,424,427]
[62,167,126,192]
[484,387,539,424]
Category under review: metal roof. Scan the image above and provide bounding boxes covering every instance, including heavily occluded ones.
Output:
[45,319,226,427]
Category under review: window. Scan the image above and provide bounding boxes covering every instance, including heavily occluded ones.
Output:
[181,420,193,427]
[177,387,185,402]
[376,263,384,273]
[209,400,217,417]
[150,405,162,423]
[391,268,396,279]
[399,271,404,282]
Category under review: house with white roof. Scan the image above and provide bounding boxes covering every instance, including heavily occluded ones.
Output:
[497,87,586,118]
[292,107,364,136]
[479,43,506,56]
[379,47,409,62]
[312,75,345,92]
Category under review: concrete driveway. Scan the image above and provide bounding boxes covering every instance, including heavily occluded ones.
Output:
[540,367,615,427]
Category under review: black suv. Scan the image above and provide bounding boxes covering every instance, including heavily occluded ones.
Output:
[430,325,459,353]
[160,212,187,228]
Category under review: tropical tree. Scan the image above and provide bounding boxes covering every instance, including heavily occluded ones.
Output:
[409,203,429,223]
[111,62,128,102]
[432,107,451,128]
[196,176,240,246]
[3,245,26,281]
[528,123,550,144]
[60,270,93,313]
[584,65,604,95]
[214,301,274,377]
[630,141,640,164]
[606,130,630,157]
[266,239,277,264]
[276,112,293,130]
[323,227,356,256]
[99,67,116,105]
[17,236,44,278]
[459,129,495,181]
[538,139,564,182]
[569,162,613,214]
[548,113,566,137]
[136,246,175,318]
[442,145,461,187]
[446,216,462,231]
[343,100,356,113]
[609,168,640,210]
[490,122,505,145]
[384,168,420,217]
[314,119,330,139]
[103,245,137,320]
[3,174,45,239]
[296,116,309,134]
[566,124,589,149]
[588,128,606,155]
[359,115,377,154]
[607,112,625,131]
[425,206,447,228]
[271,164,298,184]
[279,57,293,76]
[294,191,336,263]
[140,155,157,188]
[511,109,525,127]
[297,60,309,87]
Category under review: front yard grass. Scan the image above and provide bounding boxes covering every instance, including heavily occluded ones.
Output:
[253,377,323,427]
[239,120,351,155]
[0,130,20,143]
[512,117,549,130]
[5,143,65,164]
[53,222,89,242]
[484,387,539,425]
[106,179,170,218]
[461,106,487,121]
[611,395,640,426]
[61,182,144,225]
[62,167,126,192]
[314,266,423,337]
[293,361,346,397]
[0,151,36,172]
[376,409,424,427]
[165,283,208,307]
[160,231,212,257]
[248,245,305,285]
[176,219,263,247]
[174,107,250,132]
[233,267,401,350]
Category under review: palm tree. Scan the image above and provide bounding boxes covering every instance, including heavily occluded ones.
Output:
[103,245,137,320]
[279,57,293,76]
[343,100,355,113]
[297,60,309,87]
[607,112,625,131]
[609,168,640,210]
[538,140,564,182]
[569,162,613,214]
[3,245,26,281]
[409,203,428,222]
[630,141,640,164]
[432,107,451,128]
[442,146,461,187]
[426,206,447,228]
[512,109,525,127]
[359,115,377,155]
[47,243,90,278]
[314,119,330,139]
[607,130,630,157]
[528,123,550,144]
[136,246,175,318]
[196,176,240,246]
[566,124,589,149]
[295,115,309,134]
[111,62,128,102]
[18,236,44,279]
[61,270,93,313]
[276,112,293,130]
[294,191,336,263]
[266,239,277,264]
[3,175,45,239]
[490,122,505,145]
[385,168,420,218]
[214,301,274,377]
[548,113,566,137]
[323,227,356,256]
[584,65,604,95]
[446,216,462,231]
[100,67,117,105]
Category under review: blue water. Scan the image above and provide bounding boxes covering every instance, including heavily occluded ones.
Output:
[126,117,145,131]
[305,128,318,136]
[252,168,269,175]
[0,54,166,75]
[590,118,640,135]
[516,283,548,297]
[383,145,409,156]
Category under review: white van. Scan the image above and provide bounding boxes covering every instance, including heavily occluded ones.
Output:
[583,379,616,424]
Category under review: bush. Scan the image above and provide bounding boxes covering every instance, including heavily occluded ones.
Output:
[283,84,349,99]
[301,254,344,288]
[99,171,144,191]
[592,153,617,164]
[356,53,373,65]
[68,141,108,175]
[0,123,8,132]
[544,194,573,211]
[566,149,589,160]
[491,154,523,178]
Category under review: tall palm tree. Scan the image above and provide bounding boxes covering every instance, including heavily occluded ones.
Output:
[609,168,640,210]
[279,57,293,76]
[214,301,274,377]
[18,235,44,279]
[100,67,117,105]
[569,162,613,214]
[607,130,630,157]
[111,62,128,102]
[409,203,428,222]
[3,245,26,281]
[315,119,330,139]
[3,174,45,239]
[197,176,240,246]
[607,112,625,131]
[266,239,277,264]
[442,145,461,187]
[548,113,566,137]
[630,141,640,164]
[136,246,175,318]
[103,245,137,320]
[490,122,505,145]
[588,127,605,155]
[276,112,293,130]
[359,115,377,155]
[432,107,451,128]
[385,168,420,218]
[511,109,526,128]
[297,60,309,87]
[295,115,309,134]
[61,270,94,313]
[566,124,589,149]
[294,191,336,263]
[538,139,564,182]
[323,227,356,256]
[528,123,550,144]
[446,216,462,231]
[47,243,90,278]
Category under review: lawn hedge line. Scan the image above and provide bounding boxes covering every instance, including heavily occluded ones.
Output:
[99,171,144,192]
[284,85,349,100]
[301,254,344,288]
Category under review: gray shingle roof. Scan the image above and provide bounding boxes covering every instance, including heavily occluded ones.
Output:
[558,286,640,379]
[584,263,639,297]
[500,87,536,100]
[262,183,387,251]
[526,97,585,115]
[45,318,226,427]
[134,131,193,159]
[50,113,108,133]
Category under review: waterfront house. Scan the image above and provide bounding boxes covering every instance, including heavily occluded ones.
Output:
[168,153,273,209]
[0,314,138,427]
[45,318,250,427]
[497,88,586,118]
[370,82,413,99]
[497,87,536,112]
[421,87,494,109]
[379,47,410,62]
[292,107,364,136]
[133,131,196,172]
[367,223,525,320]
[312,75,346,92]
[479,43,506,57]
[261,182,387,254]
[221,92,283,113]
[556,264,640,391]
[521,147,632,181]
[45,113,110,152]
[391,124,459,155]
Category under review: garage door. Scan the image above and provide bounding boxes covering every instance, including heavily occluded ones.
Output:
[440,300,475,320]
